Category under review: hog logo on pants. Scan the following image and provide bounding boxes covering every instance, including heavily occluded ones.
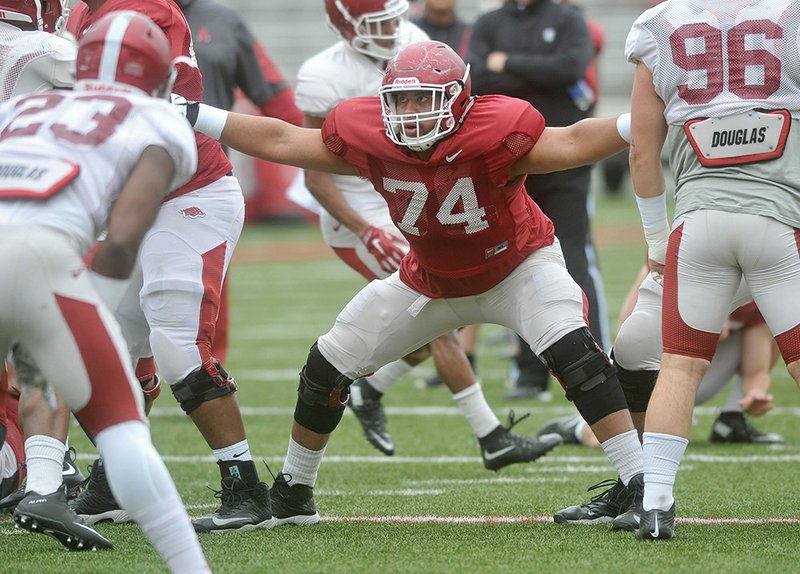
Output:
[181,206,206,218]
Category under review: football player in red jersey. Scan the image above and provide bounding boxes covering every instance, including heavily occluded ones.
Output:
[66,0,273,534]
[0,11,209,569]
[183,40,641,525]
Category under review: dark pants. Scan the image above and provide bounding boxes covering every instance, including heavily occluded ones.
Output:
[513,165,609,390]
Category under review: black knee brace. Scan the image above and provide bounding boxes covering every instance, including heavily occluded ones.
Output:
[611,350,658,413]
[294,343,352,434]
[170,361,238,414]
[540,328,628,425]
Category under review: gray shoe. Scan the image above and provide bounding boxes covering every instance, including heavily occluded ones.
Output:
[479,411,562,471]
[709,411,784,444]
[349,378,394,455]
[270,472,320,527]
[636,502,676,540]
[193,478,274,533]
[69,459,131,525]
[611,473,644,531]
[536,415,582,445]
[554,477,626,525]
[14,485,113,551]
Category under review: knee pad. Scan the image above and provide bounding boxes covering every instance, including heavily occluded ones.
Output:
[294,343,352,434]
[540,328,627,425]
[611,350,658,413]
[170,361,237,414]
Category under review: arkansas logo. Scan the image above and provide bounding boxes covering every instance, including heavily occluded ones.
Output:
[181,206,206,218]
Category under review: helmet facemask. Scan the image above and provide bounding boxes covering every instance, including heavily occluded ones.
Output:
[328,0,409,61]
[380,64,469,152]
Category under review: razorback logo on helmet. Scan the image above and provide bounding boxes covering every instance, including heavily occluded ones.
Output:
[380,41,473,152]
[0,0,67,32]
[74,11,176,98]
[324,0,409,61]
[180,207,206,218]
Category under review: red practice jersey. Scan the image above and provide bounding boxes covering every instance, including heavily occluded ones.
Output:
[322,95,555,298]
[68,0,231,200]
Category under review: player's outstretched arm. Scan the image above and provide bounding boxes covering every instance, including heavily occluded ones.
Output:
[511,113,630,176]
[187,101,357,176]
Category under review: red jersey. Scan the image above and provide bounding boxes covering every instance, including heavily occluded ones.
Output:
[67,0,231,200]
[322,95,555,298]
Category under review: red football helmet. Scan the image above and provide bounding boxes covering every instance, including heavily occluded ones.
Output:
[380,41,473,152]
[75,11,175,98]
[325,0,409,61]
[0,0,68,32]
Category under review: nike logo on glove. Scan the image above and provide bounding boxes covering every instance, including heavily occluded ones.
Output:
[482,445,516,460]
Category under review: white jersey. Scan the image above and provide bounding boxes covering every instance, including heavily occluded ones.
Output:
[626,0,800,227]
[625,0,800,125]
[0,89,197,254]
[0,22,76,102]
[295,21,428,212]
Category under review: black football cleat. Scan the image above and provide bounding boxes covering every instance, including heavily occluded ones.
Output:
[14,485,113,551]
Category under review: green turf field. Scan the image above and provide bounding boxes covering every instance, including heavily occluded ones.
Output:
[2,189,798,573]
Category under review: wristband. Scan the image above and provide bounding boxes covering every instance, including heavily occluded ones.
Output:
[616,113,632,144]
[88,270,129,311]
[194,103,229,140]
[635,194,670,265]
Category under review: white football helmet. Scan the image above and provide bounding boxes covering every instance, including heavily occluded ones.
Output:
[325,0,409,61]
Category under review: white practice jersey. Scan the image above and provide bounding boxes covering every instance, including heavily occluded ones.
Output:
[626,0,800,125]
[0,89,197,254]
[0,22,76,102]
[295,20,428,212]
[626,0,800,227]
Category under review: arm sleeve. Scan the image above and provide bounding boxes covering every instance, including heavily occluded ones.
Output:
[504,12,594,87]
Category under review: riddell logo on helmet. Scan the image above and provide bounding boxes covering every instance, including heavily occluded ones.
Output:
[181,207,206,218]
[393,78,421,86]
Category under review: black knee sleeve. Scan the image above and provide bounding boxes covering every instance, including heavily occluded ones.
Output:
[611,350,658,413]
[294,343,352,434]
[170,361,238,414]
[540,328,628,425]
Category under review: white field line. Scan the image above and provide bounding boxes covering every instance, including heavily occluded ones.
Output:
[71,453,800,465]
[147,404,800,417]
[318,515,800,525]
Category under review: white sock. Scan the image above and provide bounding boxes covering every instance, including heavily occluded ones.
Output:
[451,384,500,438]
[642,431,689,511]
[282,437,326,488]
[366,359,414,394]
[96,421,208,573]
[600,429,643,485]
[213,439,252,462]
[24,435,65,495]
